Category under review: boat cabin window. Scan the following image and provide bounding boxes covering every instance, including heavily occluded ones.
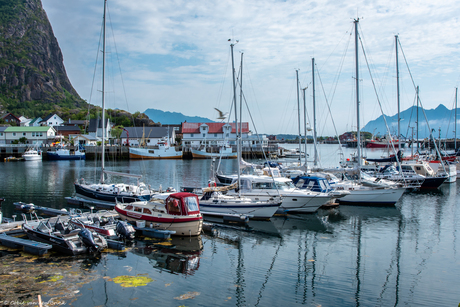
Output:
[275,181,295,190]
[295,179,305,188]
[125,205,133,210]
[184,196,199,212]
[167,198,182,215]
[134,207,142,213]
[143,208,152,214]
[253,182,274,189]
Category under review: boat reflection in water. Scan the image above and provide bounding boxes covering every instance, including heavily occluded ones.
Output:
[132,236,203,275]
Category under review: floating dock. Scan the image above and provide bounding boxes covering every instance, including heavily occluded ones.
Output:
[0,233,52,255]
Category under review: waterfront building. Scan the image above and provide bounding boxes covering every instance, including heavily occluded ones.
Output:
[0,126,56,144]
[181,122,268,149]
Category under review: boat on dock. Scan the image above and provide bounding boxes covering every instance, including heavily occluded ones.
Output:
[47,144,86,160]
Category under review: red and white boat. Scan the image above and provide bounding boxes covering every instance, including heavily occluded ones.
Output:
[115,192,203,236]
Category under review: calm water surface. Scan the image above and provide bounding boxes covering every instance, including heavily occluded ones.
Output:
[0,145,459,306]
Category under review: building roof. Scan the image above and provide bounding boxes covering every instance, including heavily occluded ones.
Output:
[88,118,110,132]
[181,122,249,134]
[4,126,56,132]
[120,126,175,139]
[29,117,42,125]
[0,127,7,132]
[54,126,81,132]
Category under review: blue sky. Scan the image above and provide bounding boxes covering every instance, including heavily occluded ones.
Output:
[41,0,460,136]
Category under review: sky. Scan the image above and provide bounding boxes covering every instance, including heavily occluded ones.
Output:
[41,0,460,137]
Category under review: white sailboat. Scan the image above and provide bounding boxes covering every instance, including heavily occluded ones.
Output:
[198,43,281,220]
[73,0,153,205]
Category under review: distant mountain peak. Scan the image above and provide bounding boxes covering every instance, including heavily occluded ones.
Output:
[143,109,215,125]
[363,104,458,139]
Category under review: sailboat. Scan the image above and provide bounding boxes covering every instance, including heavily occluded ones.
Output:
[198,43,282,220]
[316,20,406,206]
[73,0,153,205]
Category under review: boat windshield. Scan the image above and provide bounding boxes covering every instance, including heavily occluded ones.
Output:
[275,181,295,190]
[184,196,199,212]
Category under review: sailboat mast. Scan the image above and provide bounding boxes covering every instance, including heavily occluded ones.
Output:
[312,58,318,166]
[395,35,400,149]
[230,43,240,196]
[454,87,458,151]
[302,87,307,166]
[239,53,243,157]
[416,86,419,153]
[296,70,301,162]
[354,19,361,166]
[100,0,107,184]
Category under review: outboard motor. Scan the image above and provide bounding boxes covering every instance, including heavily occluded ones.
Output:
[78,228,107,252]
[116,220,136,240]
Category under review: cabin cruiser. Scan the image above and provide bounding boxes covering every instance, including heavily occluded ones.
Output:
[115,192,203,236]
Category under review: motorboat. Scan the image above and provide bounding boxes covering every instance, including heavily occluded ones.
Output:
[115,192,203,236]
[69,214,135,240]
[22,215,107,255]
[23,146,42,161]
[222,173,333,214]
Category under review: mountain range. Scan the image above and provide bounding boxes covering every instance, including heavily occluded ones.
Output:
[362,104,459,139]
[143,108,214,124]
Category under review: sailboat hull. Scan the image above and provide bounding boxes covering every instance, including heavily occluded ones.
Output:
[74,184,151,204]
[337,187,405,206]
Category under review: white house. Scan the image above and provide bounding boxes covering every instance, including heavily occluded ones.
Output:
[40,114,64,126]
[87,118,111,139]
[1,126,56,144]
[72,134,100,146]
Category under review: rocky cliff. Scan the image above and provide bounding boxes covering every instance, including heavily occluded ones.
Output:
[0,0,83,115]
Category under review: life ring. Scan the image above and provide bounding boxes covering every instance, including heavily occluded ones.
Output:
[208,181,217,187]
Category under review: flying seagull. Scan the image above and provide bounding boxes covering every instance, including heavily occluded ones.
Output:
[215,108,229,121]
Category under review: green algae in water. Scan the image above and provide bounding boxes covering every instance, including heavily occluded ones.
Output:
[112,275,153,287]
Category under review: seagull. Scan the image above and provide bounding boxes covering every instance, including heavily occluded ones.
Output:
[215,108,229,121]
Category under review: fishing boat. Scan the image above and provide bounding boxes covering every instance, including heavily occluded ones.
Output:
[47,144,85,160]
[129,140,182,159]
[22,215,107,255]
[22,146,42,161]
[191,145,237,159]
[115,192,203,236]
[73,0,154,204]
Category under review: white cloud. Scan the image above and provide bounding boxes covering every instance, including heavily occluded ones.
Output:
[42,0,460,135]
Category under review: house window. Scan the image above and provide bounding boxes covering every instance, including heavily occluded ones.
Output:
[191,134,194,137]
[32,132,35,137]
[13,133,16,136]
[203,134,206,137]
[214,134,217,137]
[226,133,229,137]
[0,133,2,136]
[23,133,26,136]
[40,133,43,137]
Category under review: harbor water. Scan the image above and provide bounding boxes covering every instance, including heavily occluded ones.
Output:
[0,144,459,306]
